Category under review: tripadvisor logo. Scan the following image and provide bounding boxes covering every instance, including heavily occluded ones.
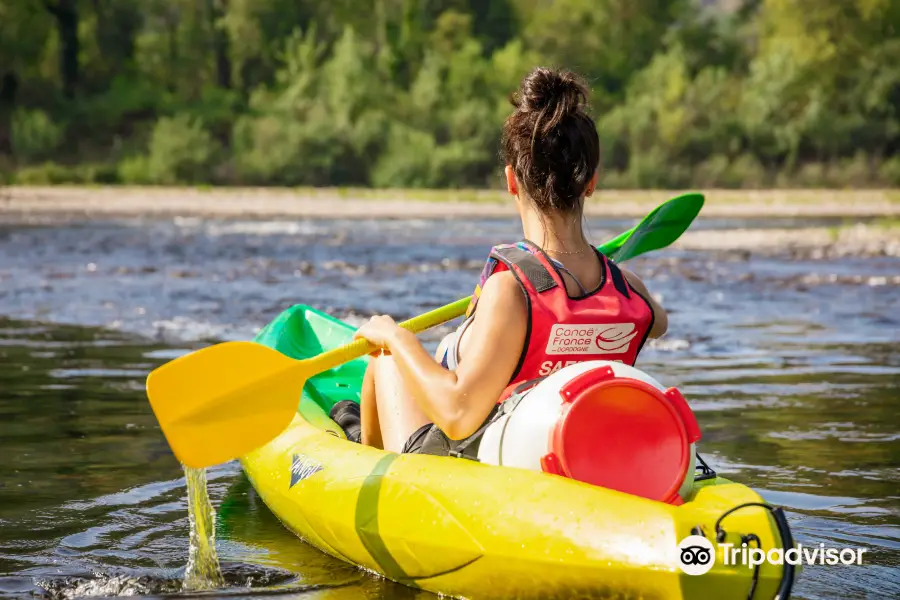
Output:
[722,542,868,568]
[677,535,715,576]
[676,535,869,576]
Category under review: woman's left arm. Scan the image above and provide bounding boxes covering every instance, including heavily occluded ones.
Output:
[622,268,668,338]
[354,272,527,439]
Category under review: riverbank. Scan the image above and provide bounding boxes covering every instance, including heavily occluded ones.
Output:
[678,223,900,258]
[2,186,899,219]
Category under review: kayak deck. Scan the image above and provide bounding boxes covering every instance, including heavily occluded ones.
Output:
[241,304,792,599]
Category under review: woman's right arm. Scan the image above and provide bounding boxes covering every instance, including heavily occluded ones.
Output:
[359,272,527,440]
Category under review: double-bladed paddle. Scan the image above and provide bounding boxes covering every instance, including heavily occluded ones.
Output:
[146,192,704,468]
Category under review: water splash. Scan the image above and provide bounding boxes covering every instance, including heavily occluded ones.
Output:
[36,564,308,599]
[182,465,224,591]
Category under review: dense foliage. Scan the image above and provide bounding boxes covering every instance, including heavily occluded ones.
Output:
[1,0,898,188]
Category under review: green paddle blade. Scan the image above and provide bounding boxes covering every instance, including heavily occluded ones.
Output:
[603,193,704,263]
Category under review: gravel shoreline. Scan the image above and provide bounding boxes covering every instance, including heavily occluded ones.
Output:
[677,225,900,258]
[2,186,898,258]
[2,186,899,219]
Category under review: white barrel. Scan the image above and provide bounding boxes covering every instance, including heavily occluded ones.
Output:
[477,360,696,499]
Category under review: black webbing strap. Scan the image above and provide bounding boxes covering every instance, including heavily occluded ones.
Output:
[607,259,631,299]
[492,245,558,293]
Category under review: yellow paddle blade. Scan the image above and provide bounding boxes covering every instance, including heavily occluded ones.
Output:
[146,299,473,468]
[146,341,308,468]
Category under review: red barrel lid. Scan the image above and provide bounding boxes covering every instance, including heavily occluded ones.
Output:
[540,366,700,504]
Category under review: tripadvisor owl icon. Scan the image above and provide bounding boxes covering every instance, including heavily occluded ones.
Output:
[677,535,716,575]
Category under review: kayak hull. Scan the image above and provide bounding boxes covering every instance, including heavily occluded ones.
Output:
[241,304,790,599]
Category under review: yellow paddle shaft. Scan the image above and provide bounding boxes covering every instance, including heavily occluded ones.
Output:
[310,297,471,371]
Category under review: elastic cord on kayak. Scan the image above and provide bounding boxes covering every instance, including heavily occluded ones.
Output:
[694,453,717,481]
[741,533,762,600]
[713,502,796,600]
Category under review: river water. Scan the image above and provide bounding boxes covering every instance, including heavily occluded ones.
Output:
[0,214,897,599]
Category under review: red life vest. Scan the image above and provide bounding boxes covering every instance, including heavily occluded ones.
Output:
[467,240,654,387]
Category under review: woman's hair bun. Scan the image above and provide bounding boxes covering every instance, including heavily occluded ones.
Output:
[514,67,588,119]
[502,67,600,215]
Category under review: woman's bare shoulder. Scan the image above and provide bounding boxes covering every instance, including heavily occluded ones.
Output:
[479,270,525,312]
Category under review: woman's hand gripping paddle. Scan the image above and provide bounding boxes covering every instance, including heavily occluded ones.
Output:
[146,192,704,468]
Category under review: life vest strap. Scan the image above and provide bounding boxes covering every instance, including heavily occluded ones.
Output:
[491,244,559,293]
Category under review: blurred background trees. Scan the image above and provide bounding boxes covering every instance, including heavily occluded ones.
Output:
[1,0,898,188]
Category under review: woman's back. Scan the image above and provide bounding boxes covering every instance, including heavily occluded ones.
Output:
[553,251,603,297]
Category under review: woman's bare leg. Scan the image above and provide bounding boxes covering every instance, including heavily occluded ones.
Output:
[364,354,431,453]
[360,361,383,449]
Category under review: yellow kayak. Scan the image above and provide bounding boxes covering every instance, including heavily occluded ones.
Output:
[241,304,796,599]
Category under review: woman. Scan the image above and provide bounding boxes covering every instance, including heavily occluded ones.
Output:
[333,67,667,457]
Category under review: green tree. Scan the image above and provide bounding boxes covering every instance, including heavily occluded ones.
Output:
[44,0,80,98]
[3,0,898,189]
[0,1,53,152]
[742,0,900,165]
[522,0,689,108]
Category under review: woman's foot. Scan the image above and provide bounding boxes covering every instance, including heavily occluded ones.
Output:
[329,400,361,443]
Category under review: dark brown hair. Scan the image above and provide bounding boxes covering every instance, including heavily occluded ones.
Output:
[502,67,600,214]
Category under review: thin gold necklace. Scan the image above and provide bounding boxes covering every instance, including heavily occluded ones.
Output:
[544,245,591,255]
